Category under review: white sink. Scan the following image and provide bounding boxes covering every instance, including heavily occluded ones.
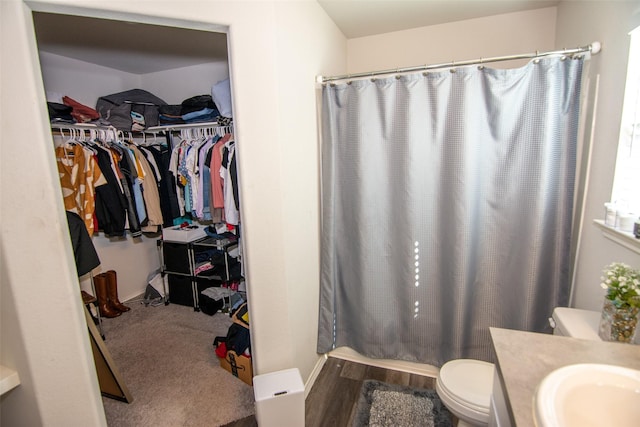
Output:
[534,363,640,427]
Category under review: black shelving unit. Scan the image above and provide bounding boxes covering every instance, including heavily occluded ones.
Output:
[157,236,241,311]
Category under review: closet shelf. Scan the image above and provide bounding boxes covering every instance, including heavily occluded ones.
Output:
[146,121,224,132]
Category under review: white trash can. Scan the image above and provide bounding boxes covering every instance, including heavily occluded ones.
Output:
[253,368,304,427]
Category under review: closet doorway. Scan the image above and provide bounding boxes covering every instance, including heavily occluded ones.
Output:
[32,10,253,425]
[32,12,232,302]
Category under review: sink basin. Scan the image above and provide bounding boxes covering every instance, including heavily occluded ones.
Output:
[534,363,640,427]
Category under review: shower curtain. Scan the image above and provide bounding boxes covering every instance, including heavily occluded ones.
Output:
[318,56,584,365]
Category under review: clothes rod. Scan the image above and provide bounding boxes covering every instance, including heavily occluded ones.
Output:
[51,123,106,129]
[50,122,230,135]
[146,121,227,132]
[319,42,601,83]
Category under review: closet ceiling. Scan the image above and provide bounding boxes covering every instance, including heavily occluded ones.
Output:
[318,0,560,38]
[32,12,228,74]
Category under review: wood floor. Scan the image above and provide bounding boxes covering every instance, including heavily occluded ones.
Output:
[224,356,453,427]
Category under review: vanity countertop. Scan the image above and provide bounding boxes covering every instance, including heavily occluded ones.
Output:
[490,327,640,427]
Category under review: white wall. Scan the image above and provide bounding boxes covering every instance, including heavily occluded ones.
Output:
[347,7,557,73]
[1,2,107,425]
[38,51,141,106]
[1,0,345,425]
[273,0,347,381]
[556,1,640,311]
[142,61,230,104]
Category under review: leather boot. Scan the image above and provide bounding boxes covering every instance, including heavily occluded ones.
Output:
[94,273,121,318]
[105,270,130,312]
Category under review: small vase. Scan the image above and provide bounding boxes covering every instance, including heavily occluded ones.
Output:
[598,299,640,343]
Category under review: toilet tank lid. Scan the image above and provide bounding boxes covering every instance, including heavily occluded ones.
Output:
[552,307,601,341]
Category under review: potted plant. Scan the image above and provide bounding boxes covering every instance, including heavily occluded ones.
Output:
[598,262,640,343]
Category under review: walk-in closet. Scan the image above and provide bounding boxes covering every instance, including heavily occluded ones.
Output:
[32,11,254,425]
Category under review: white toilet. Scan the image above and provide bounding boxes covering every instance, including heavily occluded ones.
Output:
[435,358,494,427]
[436,307,602,427]
[549,306,601,340]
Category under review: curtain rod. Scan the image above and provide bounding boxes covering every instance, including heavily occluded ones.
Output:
[319,42,601,83]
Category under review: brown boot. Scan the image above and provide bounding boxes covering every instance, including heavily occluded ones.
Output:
[81,290,96,305]
[105,270,130,312]
[94,273,121,318]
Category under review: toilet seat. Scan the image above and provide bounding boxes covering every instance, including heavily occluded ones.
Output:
[436,359,494,425]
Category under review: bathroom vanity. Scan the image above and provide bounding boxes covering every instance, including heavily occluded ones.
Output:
[489,327,640,427]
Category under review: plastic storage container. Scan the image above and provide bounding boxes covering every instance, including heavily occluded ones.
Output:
[253,368,304,427]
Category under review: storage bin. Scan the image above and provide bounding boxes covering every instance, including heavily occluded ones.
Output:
[253,368,304,427]
[217,348,253,385]
[199,292,224,315]
[162,225,206,242]
[162,242,191,275]
[167,274,194,307]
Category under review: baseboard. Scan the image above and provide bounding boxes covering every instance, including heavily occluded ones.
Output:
[304,354,328,399]
[328,346,439,378]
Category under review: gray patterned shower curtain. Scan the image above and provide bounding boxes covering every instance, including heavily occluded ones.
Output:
[318,56,584,366]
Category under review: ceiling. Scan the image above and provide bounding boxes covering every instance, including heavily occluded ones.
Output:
[32,12,228,74]
[317,0,560,38]
[32,1,559,75]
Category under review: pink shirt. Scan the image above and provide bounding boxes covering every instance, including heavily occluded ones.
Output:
[210,133,232,209]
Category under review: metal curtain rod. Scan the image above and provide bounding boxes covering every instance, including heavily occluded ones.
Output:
[320,42,601,83]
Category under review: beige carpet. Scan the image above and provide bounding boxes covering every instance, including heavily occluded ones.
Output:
[99,298,255,426]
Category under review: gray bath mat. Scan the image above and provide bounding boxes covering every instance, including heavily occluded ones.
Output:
[352,379,453,427]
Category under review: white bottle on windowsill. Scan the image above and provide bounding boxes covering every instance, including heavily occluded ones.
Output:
[604,202,617,227]
[617,211,636,232]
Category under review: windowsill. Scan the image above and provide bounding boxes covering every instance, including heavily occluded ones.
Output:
[593,219,640,254]
[0,364,20,395]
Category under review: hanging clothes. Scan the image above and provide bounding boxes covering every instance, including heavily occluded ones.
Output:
[196,135,218,220]
[131,145,163,233]
[53,122,239,237]
[144,142,181,227]
[209,133,231,210]
[221,139,239,225]
[92,143,128,237]
[55,142,107,236]
[169,139,190,218]
[123,144,148,227]
[65,210,100,276]
[108,143,142,237]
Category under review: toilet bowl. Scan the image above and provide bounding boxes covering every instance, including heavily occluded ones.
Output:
[435,359,494,427]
